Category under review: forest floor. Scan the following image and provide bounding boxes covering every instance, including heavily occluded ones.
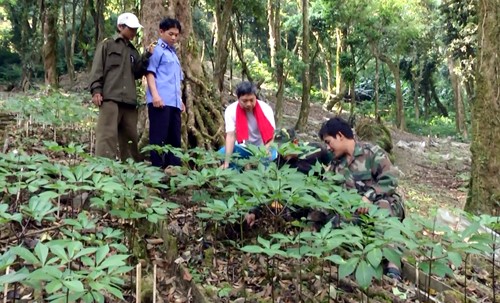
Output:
[0,81,481,303]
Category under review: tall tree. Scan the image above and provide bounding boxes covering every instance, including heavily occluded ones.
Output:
[268,0,285,126]
[465,0,499,216]
[89,0,105,45]
[295,0,311,131]
[42,0,59,86]
[213,0,233,97]
[166,0,225,148]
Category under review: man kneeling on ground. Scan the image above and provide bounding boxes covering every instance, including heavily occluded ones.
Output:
[318,117,405,280]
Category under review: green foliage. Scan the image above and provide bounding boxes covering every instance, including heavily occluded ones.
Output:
[406,114,458,138]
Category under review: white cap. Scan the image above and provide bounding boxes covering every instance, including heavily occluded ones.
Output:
[117,13,142,28]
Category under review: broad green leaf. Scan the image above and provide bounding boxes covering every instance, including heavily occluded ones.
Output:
[355,260,374,289]
[97,254,129,269]
[62,280,85,292]
[11,246,39,265]
[324,254,346,265]
[447,252,462,268]
[34,242,49,265]
[74,247,98,260]
[46,280,63,294]
[240,245,264,254]
[49,244,69,263]
[0,268,29,284]
[382,248,401,269]
[257,237,271,249]
[95,245,110,266]
[104,285,125,300]
[366,248,383,268]
[338,257,359,279]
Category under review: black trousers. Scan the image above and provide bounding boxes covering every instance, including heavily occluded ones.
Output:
[148,104,181,168]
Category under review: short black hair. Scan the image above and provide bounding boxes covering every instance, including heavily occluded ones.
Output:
[318,117,354,139]
[159,18,181,32]
[235,81,257,98]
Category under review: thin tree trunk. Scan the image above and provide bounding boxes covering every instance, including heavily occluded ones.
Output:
[230,26,253,83]
[374,55,379,120]
[349,43,356,118]
[43,0,58,87]
[89,0,105,45]
[447,55,467,138]
[295,0,310,131]
[379,54,405,130]
[465,0,499,216]
[411,55,423,120]
[269,0,285,126]
[213,0,233,95]
[323,27,345,111]
[430,78,448,117]
[77,0,89,68]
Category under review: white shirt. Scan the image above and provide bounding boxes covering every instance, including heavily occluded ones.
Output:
[224,100,275,146]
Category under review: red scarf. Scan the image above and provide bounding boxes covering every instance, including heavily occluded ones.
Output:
[236,100,274,144]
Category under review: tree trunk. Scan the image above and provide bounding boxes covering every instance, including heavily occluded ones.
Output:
[323,27,346,111]
[411,55,423,120]
[268,0,285,126]
[430,78,448,117]
[295,0,310,131]
[213,0,233,95]
[447,55,467,138]
[43,0,58,87]
[465,0,499,216]
[349,43,356,118]
[62,1,76,84]
[167,0,225,149]
[89,0,105,45]
[374,55,379,120]
[137,0,166,150]
[380,54,405,130]
[77,0,90,68]
[230,26,253,83]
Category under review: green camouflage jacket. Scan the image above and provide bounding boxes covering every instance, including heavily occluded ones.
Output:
[329,141,398,201]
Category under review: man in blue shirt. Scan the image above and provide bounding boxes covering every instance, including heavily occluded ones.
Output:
[146,18,185,168]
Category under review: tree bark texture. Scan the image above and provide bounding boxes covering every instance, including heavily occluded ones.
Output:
[213,0,233,95]
[89,0,105,45]
[295,0,311,131]
[323,27,346,111]
[268,0,285,126]
[465,0,499,216]
[379,54,405,130]
[167,0,225,149]
[43,0,58,86]
[447,55,467,138]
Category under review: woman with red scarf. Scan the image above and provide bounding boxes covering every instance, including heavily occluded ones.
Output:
[220,81,277,169]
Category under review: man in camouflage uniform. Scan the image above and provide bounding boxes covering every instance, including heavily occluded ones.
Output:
[319,117,404,219]
[319,117,405,280]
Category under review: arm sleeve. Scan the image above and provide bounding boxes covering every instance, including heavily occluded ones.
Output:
[89,42,106,95]
[224,105,236,133]
[133,49,153,79]
[146,48,162,76]
[365,147,398,200]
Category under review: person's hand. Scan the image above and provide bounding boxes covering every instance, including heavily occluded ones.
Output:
[356,196,372,215]
[220,162,229,169]
[147,41,157,54]
[181,102,186,112]
[152,95,163,108]
[92,93,103,106]
[245,213,256,227]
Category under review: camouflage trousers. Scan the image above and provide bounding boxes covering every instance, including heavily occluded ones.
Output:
[373,193,405,221]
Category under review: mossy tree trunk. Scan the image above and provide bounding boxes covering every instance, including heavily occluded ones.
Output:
[379,53,405,130]
[465,0,499,216]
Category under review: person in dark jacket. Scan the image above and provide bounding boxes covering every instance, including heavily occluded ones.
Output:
[89,12,151,161]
